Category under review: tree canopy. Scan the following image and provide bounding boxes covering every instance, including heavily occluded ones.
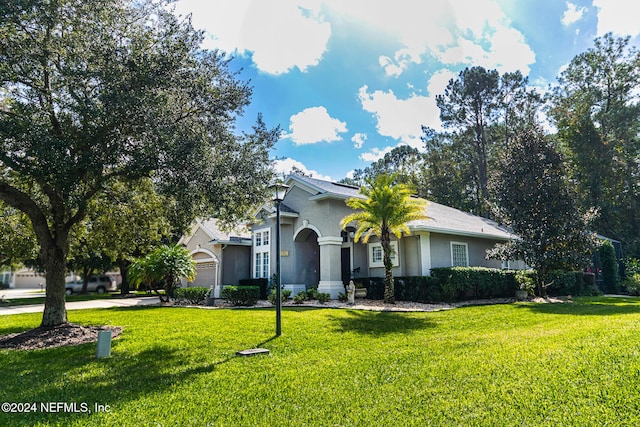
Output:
[0,0,278,326]
[489,126,596,295]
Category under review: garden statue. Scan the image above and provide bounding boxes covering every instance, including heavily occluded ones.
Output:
[346,280,355,305]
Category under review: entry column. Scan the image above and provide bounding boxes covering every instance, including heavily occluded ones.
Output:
[317,236,344,299]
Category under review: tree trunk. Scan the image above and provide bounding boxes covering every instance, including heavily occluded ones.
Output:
[41,244,68,327]
[80,266,93,294]
[118,258,131,295]
[381,228,395,304]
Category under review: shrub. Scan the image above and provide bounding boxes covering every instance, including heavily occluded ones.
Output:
[624,257,640,276]
[293,292,307,304]
[221,286,260,306]
[268,288,291,305]
[515,270,536,295]
[624,273,640,296]
[174,287,210,305]
[0,281,9,290]
[430,267,518,301]
[544,271,603,297]
[316,292,331,304]
[394,276,442,302]
[338,292,347,302]
[238,278,269,299]
[305,287,319,300]
[599,241,620,293]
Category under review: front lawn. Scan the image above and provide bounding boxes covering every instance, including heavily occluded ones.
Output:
[2,297,640,425]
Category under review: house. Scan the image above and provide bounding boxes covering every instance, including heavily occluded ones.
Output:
[248,174,524,298]
[179,218,252,297]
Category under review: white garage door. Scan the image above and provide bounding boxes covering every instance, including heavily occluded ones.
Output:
[190,261,217,288]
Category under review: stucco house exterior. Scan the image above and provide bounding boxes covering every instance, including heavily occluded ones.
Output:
[179,218,252,297]
[248,174,523,299]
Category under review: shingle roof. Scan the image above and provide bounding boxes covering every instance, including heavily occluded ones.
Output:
[199,218,251,242]
[410,201,514,240]
[286,174,361,199]
[288,174,514,241]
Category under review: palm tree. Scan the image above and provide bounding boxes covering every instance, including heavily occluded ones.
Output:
[340,173,428,303]
[129,244,196,302]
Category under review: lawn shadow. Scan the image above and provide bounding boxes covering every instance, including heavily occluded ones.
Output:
[0,342,233,425]
[329,310,436,335]
[516,297,640,316]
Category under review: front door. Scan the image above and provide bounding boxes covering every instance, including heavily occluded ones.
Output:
[341,248,351,286]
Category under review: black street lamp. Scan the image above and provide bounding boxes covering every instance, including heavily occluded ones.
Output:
[271,182,289,336]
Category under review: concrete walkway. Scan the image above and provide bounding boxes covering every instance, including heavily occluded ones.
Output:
[0,291,159,316]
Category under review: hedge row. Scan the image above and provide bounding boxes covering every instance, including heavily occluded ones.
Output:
[354,267,599,302]
[238,278,269,299]
[221,286,260,306]
[546,270,599,296]
[174,286,210,304]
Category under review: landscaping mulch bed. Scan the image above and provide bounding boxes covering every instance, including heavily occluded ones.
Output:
[0,323,122,351]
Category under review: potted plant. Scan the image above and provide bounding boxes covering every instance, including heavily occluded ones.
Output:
[515,270,535,301]
[354,282,367,299]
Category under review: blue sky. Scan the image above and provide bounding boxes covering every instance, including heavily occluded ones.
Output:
[172,0,640,181]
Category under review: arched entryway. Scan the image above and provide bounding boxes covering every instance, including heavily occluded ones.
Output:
[189,249,219,294]
[293,228,320,287]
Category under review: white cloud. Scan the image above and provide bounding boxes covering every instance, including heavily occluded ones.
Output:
[351,133,367,149]
[593,0,640,37]
[173,0,331,74]
[272,158,332,181]
[379,56,404,77]
[562,2,586,26]
[437,27,535,75]
[359,146,394,162]
[325,0,534,76]
[358,85,440,148]
[427,69,457,97]
[283,106,347,145]
[378,49,421,77]
[174,0,535,76]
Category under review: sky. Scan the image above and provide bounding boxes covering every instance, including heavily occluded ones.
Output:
[172,0,640,182]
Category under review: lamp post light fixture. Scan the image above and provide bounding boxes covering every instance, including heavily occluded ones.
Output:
[270,182,289,337]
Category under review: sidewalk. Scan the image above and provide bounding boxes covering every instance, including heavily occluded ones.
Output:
[0,295,159,316]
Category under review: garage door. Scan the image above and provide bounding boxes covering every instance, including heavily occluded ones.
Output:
[190,261,217,288]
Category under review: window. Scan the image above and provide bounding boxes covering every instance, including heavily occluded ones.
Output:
[254,253,270,279]
[451,242,469,267]
[255,253,262,278]
[262,253,269,278]
[368,241,399,268]
[254,228,270,278]
[372,246,383,264]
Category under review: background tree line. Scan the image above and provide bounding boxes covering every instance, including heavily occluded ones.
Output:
[343,33,640,260]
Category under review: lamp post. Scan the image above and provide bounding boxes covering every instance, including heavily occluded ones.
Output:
[270,182,289,336]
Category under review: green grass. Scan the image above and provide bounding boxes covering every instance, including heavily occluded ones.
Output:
[2,297,640,425]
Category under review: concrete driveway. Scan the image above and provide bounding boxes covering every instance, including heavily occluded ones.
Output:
[0,287,158,316]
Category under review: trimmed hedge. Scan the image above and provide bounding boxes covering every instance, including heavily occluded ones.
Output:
[354,267,599,302]
[430,267,518,301]
[174,286,210,304]
[221,286,260,306]
[238,278,269,299]
[546,270,600,296]
[354,275,446,303]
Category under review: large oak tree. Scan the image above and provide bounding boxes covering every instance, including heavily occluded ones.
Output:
[0,0,277,326]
